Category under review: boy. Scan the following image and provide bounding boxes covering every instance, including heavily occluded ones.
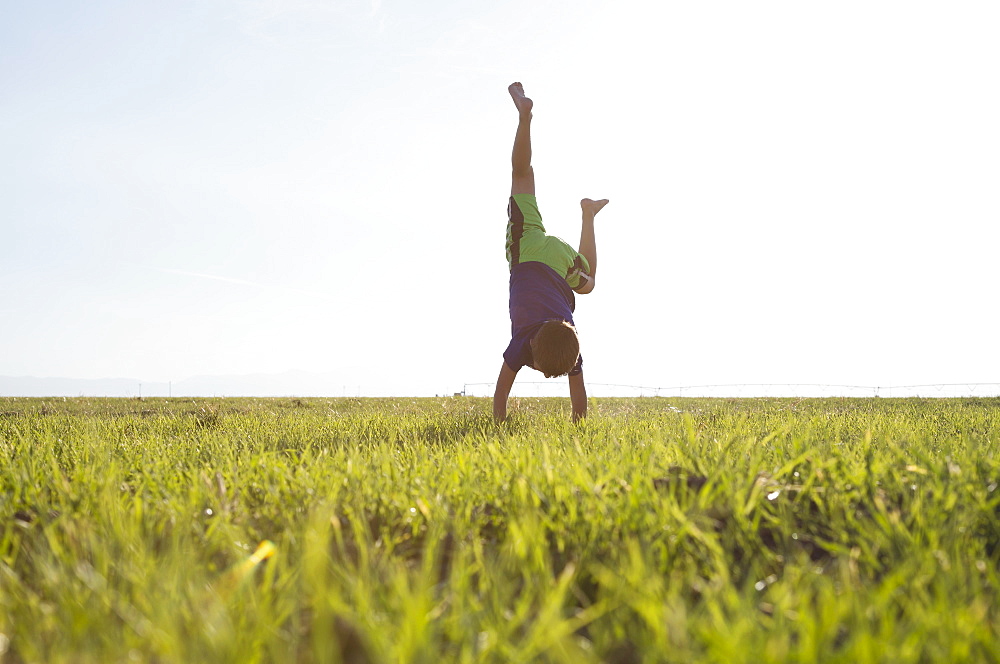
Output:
[493,82,608,422]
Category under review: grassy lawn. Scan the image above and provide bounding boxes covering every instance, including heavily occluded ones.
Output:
[2,396,1000,663]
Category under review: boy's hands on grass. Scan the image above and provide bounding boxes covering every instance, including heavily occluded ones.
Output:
[493,362,517,424]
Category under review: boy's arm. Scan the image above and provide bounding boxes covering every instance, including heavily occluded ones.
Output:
[493,362,518,422]
[569,371,587,422]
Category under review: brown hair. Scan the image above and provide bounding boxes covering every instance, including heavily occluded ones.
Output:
[532,320,580,378]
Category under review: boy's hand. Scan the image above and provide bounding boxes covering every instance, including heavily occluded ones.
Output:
[569,371,587,421]
[493,362,517,423]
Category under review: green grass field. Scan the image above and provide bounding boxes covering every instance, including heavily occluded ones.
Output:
[2,396,1000,663]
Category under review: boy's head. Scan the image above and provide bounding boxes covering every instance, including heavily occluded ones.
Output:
[529,319,580,378]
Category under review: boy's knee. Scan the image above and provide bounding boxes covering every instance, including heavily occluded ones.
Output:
[510,166,535,196]
[511,165,534,180]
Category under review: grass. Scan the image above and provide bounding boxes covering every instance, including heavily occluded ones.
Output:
[2,396,1000,663]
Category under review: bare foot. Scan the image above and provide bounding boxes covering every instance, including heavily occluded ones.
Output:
[581,198,609,215]
[508,82,533,117]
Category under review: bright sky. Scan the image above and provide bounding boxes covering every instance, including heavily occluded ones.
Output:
[2,0,999,396]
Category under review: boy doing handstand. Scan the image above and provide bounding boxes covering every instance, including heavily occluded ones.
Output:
[494,82,608,422]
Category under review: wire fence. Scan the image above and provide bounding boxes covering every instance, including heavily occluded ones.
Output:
[460,382,1000,399]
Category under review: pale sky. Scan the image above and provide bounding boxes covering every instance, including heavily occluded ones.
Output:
[2,0,998,396]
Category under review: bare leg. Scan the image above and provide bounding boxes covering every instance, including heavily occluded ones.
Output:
[578,198,608,279]
[509,82,535,196]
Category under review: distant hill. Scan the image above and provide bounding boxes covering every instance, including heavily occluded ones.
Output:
[0,376,150,398]
[0,370,441,398]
